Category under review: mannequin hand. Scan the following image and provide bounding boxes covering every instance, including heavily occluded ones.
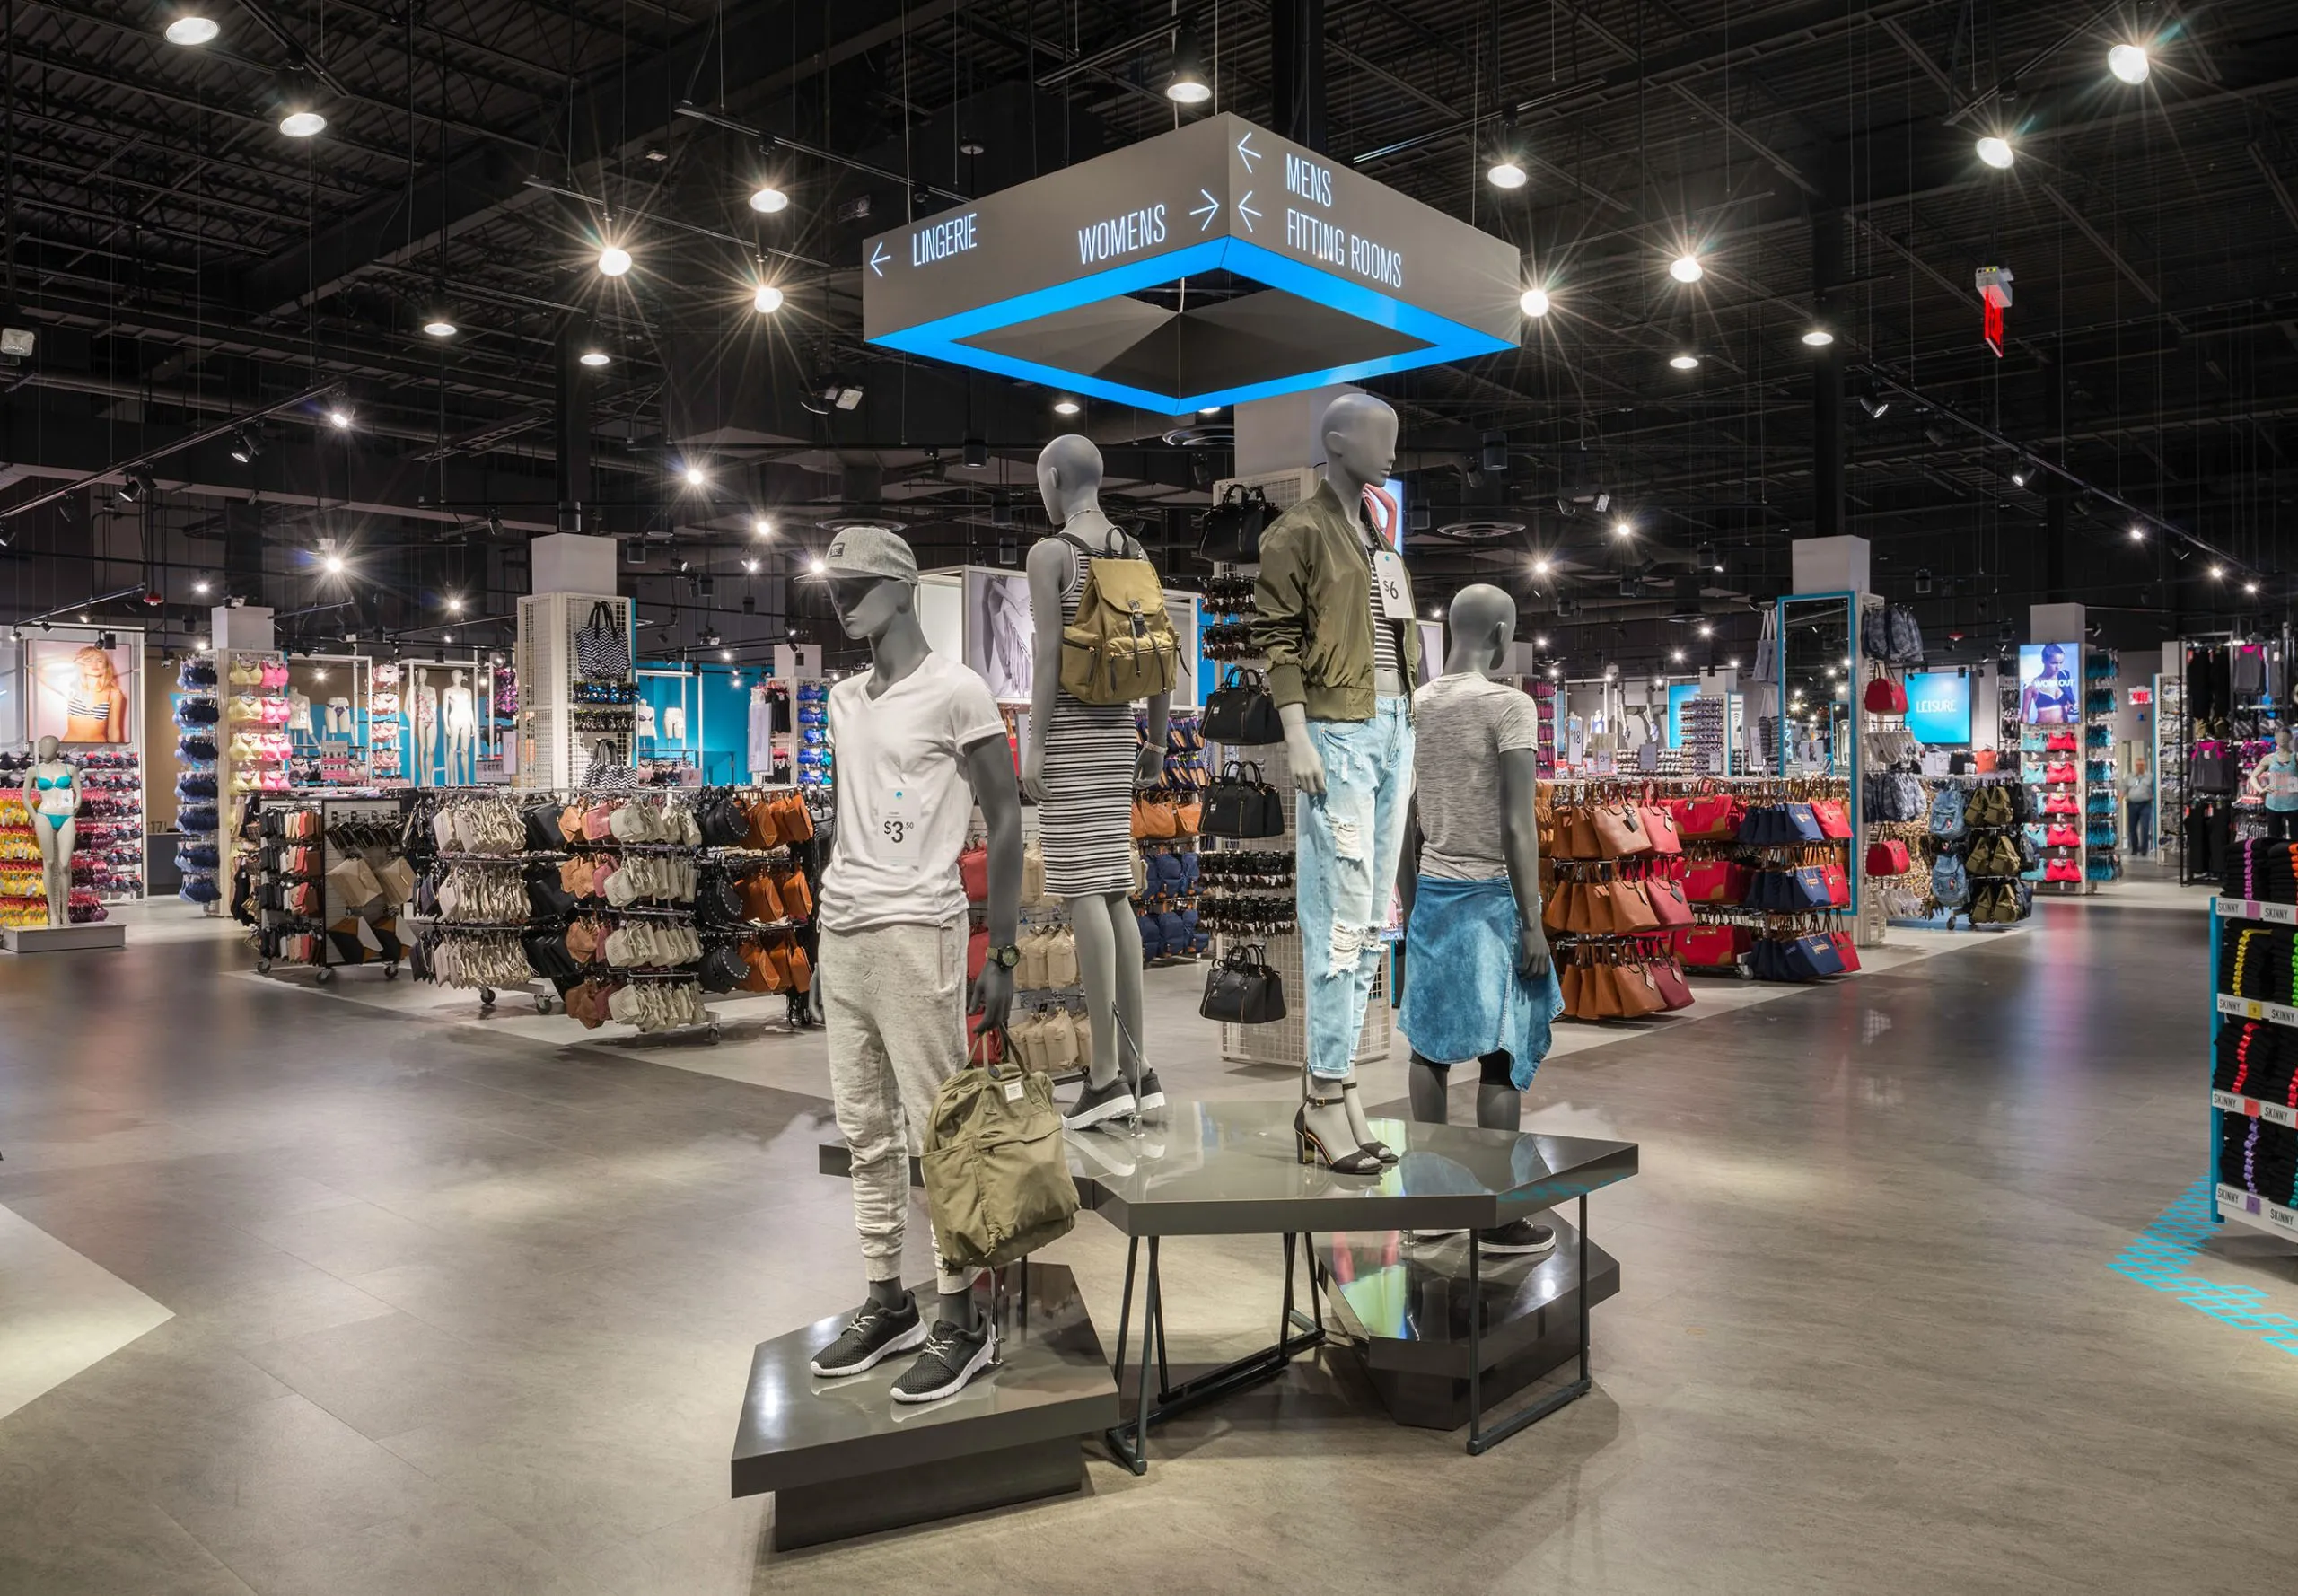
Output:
[970,964,1014,1036]
[1518,924,1552,979]
[1022,750,1047,804]
[1134,745,1163,788]
[1283,723,1327,797]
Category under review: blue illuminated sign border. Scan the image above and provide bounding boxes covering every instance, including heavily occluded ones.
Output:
[868,237,1514,413]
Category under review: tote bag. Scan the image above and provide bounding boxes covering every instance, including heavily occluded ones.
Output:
[574,601,629,680]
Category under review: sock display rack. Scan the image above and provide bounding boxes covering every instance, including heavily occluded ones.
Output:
[251,796,411,981]
[2207,844,2298,1237]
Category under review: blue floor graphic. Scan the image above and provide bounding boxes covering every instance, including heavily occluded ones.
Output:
[2111,1179,2298,1356]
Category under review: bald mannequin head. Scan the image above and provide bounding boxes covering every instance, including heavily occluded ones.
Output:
[1036,434,1104,524]
[1320,391,1398,507]
[1443,583,1516,678]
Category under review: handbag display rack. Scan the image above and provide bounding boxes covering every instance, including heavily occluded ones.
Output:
[1538,779,1699,1019]
[250,795,412,982]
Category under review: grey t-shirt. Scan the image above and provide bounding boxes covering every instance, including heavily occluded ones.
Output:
[1411,671,1540,880]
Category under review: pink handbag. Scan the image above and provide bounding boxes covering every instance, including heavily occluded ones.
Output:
[582,802,617,842]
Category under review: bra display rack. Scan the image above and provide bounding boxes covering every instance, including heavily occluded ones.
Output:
[172,653,224,909]
[219,652,293,899]
[402,784,821,1040]
[0,746,145,908]
[251,796,412,981]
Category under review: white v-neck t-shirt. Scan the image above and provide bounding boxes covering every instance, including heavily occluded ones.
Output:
[819,653,1006,933]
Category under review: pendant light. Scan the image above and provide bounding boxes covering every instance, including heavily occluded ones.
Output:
[1165,25,1212,105]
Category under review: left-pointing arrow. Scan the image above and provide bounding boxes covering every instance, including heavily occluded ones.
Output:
[868,242,890,277]
[1236,190,1260,232]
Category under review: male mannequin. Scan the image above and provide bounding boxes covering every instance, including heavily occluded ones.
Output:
[1251,392,1420,1173]
[22,736,79,926]
[1025,434,1170,1128]
[443,671,478,785]
[806,525,1024,1406]
[1395,585,1565,1254]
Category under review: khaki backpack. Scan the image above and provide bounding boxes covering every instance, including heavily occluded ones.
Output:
[1057,531,1182,706]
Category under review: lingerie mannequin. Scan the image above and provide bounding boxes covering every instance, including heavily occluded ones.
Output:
[443,671,478,785]
[415,679,441,785]
[22,736,79,927]
[1250,392,1420,1172]
[1026,434,1171,1129]
[804,524,1023,1405]
[1395,585,1564,1255]
[287,688,315,741]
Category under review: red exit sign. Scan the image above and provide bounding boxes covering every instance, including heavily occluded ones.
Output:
[2129,687,2153,706]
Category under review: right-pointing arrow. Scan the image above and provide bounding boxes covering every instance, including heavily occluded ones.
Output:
[1190,189,1221,231]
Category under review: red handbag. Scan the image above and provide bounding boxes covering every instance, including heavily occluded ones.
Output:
[1649,954,1697,1010]
[1669,794,1743,842]
[960,844,989,902]
[966,925,988,979]
[1684,859,1749,904]
[1862,678,1908,715]
[1811,799,1853,839]
[1864,839,1910,876]
[1639,803,1683,855]
[1829,931,1864,973]
[1645,875,1695,927]
[1821,864,1851,908]
[1672,924,1748,968]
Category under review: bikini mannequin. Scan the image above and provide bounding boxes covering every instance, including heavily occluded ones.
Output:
[1025,434,1171,1129]
[443,671,478,785]
[22,736,79,927]
[415,677,441,785]
[805,527,1023,1399]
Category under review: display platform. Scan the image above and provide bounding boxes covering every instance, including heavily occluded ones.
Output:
[1318,1222,1620,1430]
[729,1261,1118,1550]
[0,923,126,953]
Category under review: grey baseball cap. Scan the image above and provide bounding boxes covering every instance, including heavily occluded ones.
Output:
[821,524,917,583]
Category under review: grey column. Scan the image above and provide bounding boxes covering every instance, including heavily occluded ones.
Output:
[1810,207,1845,540]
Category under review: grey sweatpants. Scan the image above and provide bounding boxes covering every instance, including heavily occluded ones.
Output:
[820,918,970,1296]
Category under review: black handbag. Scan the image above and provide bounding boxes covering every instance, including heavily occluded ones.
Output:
[524,864,575,919]
[1199,942,1286,1023]
[522,802,565,853]
[695,869,746,928]
[1202,761,1284,838]
[1201,667,1284,745]
[698,941,749,993]
[1197,483,1270,564]
[697,788,750,847]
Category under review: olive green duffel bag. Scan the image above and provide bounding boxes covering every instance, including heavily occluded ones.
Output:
[921,1031,1080,1271]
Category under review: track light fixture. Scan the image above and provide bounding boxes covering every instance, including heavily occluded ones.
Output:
[1487,114,1528,190]
[1165,24,1211,105]
[1857,396,1890,419]
[961,436,988,470]
[327,406,353,429]
[229,425,263,463]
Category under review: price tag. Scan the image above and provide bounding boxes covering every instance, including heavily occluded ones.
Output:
[2249,900,2263,920]
[2246,1000,2264,1020]
[2248,1099,2263,1118]
[877,789,922,861]
[1373,549,1414,620]
[1004,1081,1023,1101]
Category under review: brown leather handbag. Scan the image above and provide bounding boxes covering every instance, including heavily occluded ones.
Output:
[1609,875,1660,934]
[776,867,813,920]
[744,796,784,849]
[1543,872,1577,934]
[1592,801,1653,858]
[1610,957,1667,1018]
[785,943,813,993]
[776,793,815,842]
[741,872,786,923]
[1559,951,1587,1019]
[1579,875,1618,934]
[1564,805,1601,860]
[1588,949,1626,1018]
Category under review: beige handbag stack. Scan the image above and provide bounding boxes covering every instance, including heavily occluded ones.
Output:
[1014,926,1082,990]
[1006,1007,1094,1073]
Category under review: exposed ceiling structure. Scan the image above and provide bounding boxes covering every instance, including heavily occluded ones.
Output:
[2,0,2294,669]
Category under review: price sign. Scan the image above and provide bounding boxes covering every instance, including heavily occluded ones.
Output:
[879,790,922,861]
[1373,549,1413,620]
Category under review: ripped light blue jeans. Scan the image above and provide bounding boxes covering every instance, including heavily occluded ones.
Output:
[1298,700,1415,1080]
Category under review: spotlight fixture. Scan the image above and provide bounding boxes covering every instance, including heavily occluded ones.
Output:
[748,182,790,214]
[192,577,212,595]
[2129,525,2146,542]
[2245,581,2261,596]
[1519,285,1551,318]
[322,554,345,575]
[1611,520,1633,539]
[228,425,263,463]
[327,406,352,429]
[1052,397,1082,416]
[1198,405,1223,416]
[961,435,988,470]
[1697,622,1713,637]
[1165,25,1212,105]
[807,555,827,575]
[1670,353,1700,370]
[597,242,633,276]
[2210,564,2225,580]
[742,558,760,574]
[753,516,775,539]
[1802,328,1835,346]
[278,104,326,138]
[164,9,219,44]
[422,311,458,338]
[1534,634,1548,647]
[720,648,734,662]
[1857,396,1890,419]
[1486,115,1529,190]
[751,283,785,314]
[682,464,707,487]
[115,469,152,504]
[1975,135,2014,170]
[445,596,463,613]
[1669,253,1704,284]
[579,348,611,367]
[2010,469,2027,487]
[701,628,723,649]
[1531,557,1552,576]
[1480,431,1508,474]
[1915,567,1934,595]
[1671,650,1685,664]
[2108,43,2151,84]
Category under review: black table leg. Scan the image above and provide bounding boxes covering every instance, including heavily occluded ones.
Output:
[1465,1193,1596,1455]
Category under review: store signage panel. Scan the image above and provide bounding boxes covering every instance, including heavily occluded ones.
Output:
[863,113,1520,412]
[1903,671,1971,745]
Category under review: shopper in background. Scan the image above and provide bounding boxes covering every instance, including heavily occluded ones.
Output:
[2122,755,2153,856]
[2249,727,2298,841]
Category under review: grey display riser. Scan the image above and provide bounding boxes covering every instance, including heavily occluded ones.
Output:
[768,1434,1083,1552]
[0,922,126,952]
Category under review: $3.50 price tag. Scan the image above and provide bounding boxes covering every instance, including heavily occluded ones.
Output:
[878,790,922,861]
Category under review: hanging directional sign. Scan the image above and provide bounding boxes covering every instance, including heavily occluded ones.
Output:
[861,113,1521,412]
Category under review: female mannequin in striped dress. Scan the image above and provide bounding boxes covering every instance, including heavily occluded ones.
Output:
[1025,434,1171,1131]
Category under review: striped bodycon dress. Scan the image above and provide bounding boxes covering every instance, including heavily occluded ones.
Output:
[1038,516,1145,899]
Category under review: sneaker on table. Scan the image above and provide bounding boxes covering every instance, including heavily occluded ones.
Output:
[808,1293,926,1377]
[891,1319,999,1404]
[1131,1067,1166,1114]
[1477,1219,1557,1256]
[1062,1075,1136,1130]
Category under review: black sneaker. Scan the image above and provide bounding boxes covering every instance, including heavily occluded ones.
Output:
[890,1319,998,1404]
[1477,1219,1557,1257]
[1062,1075,1136,1130]
[808,1293,927,1377]
[1132,1067,1166,1114]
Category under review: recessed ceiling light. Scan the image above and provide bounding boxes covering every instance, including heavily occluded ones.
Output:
[1052,397,1081,416]
[164,13,219,45]
[579,349,610,367]
[1669,253,1704,283]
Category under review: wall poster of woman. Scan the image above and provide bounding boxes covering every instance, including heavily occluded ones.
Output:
[28,639,134,744]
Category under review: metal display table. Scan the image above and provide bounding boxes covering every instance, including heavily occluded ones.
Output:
[1067,1100,1637,1466]
[729,1262,1117,1548]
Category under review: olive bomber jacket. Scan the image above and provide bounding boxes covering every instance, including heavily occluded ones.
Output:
[1248,478,1422,722]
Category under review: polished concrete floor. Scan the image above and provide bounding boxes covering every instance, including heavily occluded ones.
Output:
[1,889,2292,1594]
